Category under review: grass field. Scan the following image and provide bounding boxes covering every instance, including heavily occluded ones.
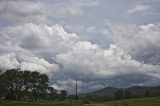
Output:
[87,97,160,106]
[0,97,160,106]
[0,100,84,106]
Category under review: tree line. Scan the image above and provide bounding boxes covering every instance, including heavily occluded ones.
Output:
[115,90,132,99]
[0,69,67,101]
[114,89,160,100]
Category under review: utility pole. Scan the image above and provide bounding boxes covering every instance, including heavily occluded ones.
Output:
[75,80,78,100]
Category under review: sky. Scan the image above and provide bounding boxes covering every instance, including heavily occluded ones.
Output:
[0,0,160,94]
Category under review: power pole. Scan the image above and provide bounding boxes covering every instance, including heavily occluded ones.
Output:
[75,80,78,100]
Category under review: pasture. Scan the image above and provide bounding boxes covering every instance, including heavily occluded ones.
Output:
[0,97,160,106]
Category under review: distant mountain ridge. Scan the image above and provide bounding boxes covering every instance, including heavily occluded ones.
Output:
[80,86,160,101]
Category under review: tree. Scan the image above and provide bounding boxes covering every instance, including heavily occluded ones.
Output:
[124,90,132,99]
[60,90,68,100]
[48,87,57,100]
[30,71,49,101]
[115,90,124,100]
[0,69,62,101]
[3,69,21,100]
[22,70,32,99]
[145,90,150,97]
[14,70,23,100]
[0,70,6,99]
[38,74,49,99]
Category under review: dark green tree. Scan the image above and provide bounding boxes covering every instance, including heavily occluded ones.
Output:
[38,74,49,99]
[3,69,21,100]
[0,69,64,101]
[21,70,32,99]
[145,90,150,97]
[115,90,124,100]
[124,90,132,99]
[30,71,49,101]
[60,90,68,100]
[0,71,6,98]
[48,87,57,100]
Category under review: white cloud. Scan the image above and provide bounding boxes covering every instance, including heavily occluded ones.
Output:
[128,4,150,14]
[55,41,160,92]
[1,23,79,52]
[111,23,160,65]
[0,23,79,75]
[0,53,58,74]
[0,22,160,93]
[0,0,47,23]
[0,0,100,23]
[0,53,19,70]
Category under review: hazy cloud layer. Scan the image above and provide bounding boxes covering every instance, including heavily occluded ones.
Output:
[0,0,160,93]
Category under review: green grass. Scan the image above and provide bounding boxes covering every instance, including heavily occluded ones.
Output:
[1,97,160,106]
[86,97,160,106]
[0,100,84,106]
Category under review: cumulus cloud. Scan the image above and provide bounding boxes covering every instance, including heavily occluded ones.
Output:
[1,23,79,53]
[65,23,113,48]
[0,53,58,74]
[111,24,160,65]
[0,0,47,24]
[54,41,160,92]
[0,0,100,24]
[0,22,160,93]
[0,23,79,75]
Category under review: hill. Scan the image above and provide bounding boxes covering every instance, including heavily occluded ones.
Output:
[80,86,160,101]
